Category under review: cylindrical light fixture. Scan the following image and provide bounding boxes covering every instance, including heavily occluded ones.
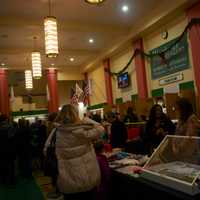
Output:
[25,70,33,89]
[44,16,59,58]
[31,52,42,79]
[85,0,105,4]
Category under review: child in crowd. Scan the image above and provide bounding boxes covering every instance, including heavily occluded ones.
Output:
[94,141,111,200]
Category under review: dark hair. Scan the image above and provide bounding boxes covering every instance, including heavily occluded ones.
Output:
[176,98,193,122]
[127,107,133,115]
[148,104,164,123]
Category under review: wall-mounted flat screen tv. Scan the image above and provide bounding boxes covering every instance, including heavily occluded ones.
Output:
[117,72,129,88]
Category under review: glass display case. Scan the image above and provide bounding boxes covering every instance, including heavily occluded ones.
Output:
[141,135,200,195]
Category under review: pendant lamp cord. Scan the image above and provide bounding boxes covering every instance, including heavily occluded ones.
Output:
[33,36,37,51]
[48,0,51,16]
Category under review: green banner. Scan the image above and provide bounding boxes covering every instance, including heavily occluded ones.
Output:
[150,34,190,79]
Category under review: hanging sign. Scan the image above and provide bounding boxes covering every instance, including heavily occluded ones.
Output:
[159,73,183,86]
[150,34,190,79]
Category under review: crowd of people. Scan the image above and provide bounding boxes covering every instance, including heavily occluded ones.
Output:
[0,116,47,185]
[0,97,199,200]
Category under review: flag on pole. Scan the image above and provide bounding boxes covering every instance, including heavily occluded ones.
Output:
[10,86,15,103]
[82,80,89,105]
[46,85,50,101]
[70,88,78,105]
[75,83,83,99]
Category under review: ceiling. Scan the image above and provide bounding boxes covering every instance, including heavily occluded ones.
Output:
[0,0,198,72]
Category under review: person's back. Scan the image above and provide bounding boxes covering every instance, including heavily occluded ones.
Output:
[54,104,104,200]
[56,123,102,194]
[16,119,32,178]
[111,114,127,148]
[0,117,16,158]
[0,115,17,184]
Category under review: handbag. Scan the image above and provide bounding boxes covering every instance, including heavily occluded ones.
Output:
[44,128,58,177]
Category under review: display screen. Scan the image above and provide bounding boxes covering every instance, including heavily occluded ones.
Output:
[117,72,129,88]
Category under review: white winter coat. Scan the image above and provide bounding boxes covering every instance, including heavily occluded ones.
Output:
[55,123,103,194]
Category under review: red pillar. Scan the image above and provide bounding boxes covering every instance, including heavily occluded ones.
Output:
[133,39,148,99]
[0,69,9,117]
[103,58,113,105]
[47,69,59,113]
[84,73,90,106]
[186,3,200,94]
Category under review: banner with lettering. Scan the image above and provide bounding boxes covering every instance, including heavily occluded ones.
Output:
[150,34,190,80]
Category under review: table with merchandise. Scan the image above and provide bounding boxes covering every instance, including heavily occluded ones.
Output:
[108,147,200,200]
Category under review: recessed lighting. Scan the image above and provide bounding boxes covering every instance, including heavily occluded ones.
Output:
[70,57,74,62]
[89,38,94,43]
[51,63,55,66]
[122,5,129,12]
[1,63,5,66]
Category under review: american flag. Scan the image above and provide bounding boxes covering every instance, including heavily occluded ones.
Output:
[70,88,78,105]
[82,80,90,105]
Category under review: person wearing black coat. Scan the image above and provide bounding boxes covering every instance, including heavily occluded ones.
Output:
[143,104,176,155]
[123,107,139,123]
[16,118,32,178]
[0,114,17,185]
[111,113,127,148]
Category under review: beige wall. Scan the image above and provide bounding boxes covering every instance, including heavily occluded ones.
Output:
[11,96,47,112]
[87,14,196,105]
[58,69,84,81]
[143,14,195,95]
[110,46,138,102]
[12,97,37,111]
[88,64,106,105]
[58,80,76,107]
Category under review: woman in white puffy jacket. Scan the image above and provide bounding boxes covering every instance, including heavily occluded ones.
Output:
[54,104,104,200]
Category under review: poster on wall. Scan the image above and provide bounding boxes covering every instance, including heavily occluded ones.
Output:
[150,34,190,80]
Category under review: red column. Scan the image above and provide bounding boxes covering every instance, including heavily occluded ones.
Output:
[103,58,113,105]
[47,69,59,113]
[0,69,9,117]
[187,3,200,94]
[133,39,148,99]
[84,73,90,106]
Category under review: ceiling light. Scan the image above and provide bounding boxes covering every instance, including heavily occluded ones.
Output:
[70,57,74,62]
[31,52,42,79]
[44,0,59,58]
[89,38,94,43]
[122,5,129,12]
[51,63,55,66]
[32,37,42,79]
[85,0,106,5]
[1,63,5,66]
[25,70,33,90]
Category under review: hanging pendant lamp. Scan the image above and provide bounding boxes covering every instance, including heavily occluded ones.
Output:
[32,52,42,79]
[31,37,42,79]
[25,70,33,90]
[44,0,59,58]
[85,0,106,5]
